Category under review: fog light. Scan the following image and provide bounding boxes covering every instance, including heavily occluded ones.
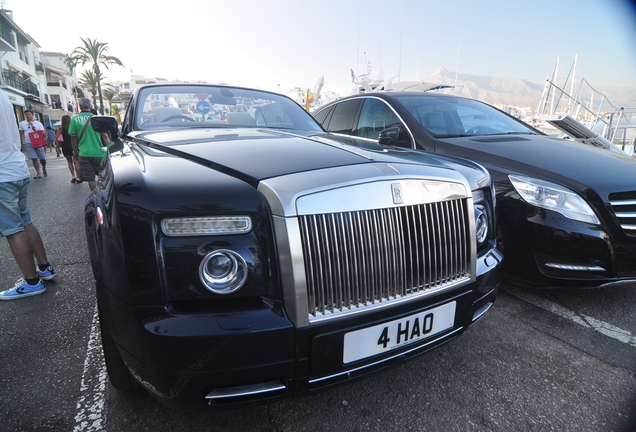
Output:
[199,249,247,294]
[475,205,488,244]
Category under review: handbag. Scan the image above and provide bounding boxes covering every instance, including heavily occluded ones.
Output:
[28,130,47,148]
[57,132,64,142]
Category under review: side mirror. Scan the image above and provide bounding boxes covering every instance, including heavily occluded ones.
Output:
[108,140,124,153]
[91,116,120,140]
[91,116,124,154]
[378,127,400,145]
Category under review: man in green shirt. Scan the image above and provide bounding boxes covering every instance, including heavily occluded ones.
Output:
[69,98,109,191]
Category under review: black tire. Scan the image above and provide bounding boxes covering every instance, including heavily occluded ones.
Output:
[97,300,139,390]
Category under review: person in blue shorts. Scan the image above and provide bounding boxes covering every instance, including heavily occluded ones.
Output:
[18,110,47,179]
[0,90,57,300]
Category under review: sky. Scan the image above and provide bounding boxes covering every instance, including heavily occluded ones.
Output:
[5,0,636,96]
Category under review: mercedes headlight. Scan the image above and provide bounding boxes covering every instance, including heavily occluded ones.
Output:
[509,175,600,224]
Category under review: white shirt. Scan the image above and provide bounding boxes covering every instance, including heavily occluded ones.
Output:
[18,119,44,144]
[0,91,30,182]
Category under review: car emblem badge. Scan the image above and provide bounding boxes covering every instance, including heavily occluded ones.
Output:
[391,183,403,204]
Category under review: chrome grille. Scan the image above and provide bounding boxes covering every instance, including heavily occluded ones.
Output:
[609,191,636,234]
[299,198,471,321]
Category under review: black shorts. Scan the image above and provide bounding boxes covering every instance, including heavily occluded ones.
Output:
[79,156,103,182]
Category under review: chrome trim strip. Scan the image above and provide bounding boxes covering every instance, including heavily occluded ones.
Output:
[295,179,468,215]
[472,302,494,322]
[309,327,464,384]
[272,215,309,328]
[544,263,606,272]
[609,199,636,232]
[598,279,636,288]
[205,381,285,401]
[258,163,469,217]
[610,199,636,206]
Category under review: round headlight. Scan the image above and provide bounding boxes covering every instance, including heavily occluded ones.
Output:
[474,205,488,245]
[199,249,247,294]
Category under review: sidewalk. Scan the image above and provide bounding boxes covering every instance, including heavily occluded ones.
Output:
[43,147,63,160]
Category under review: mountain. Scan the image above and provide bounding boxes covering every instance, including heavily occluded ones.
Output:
[422,67,636,110]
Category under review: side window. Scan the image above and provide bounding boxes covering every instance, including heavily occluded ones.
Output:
[355,99,402,140]
[313,106,332,127]
[326,100,361,134]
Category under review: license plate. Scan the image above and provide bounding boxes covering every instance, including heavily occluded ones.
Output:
[343,301,456,364]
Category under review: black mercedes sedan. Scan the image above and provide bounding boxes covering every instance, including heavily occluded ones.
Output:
[313,92,636,289]
[86,84,502,409]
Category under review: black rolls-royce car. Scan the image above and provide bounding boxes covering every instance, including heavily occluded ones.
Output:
[87,84,502,409]
[313,93,636,289]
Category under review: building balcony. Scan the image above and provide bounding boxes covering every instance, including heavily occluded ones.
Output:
[0,26,16,52]
[2,68,40,98]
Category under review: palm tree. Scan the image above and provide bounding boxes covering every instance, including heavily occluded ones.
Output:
[78,70,102,111]
[111,104,122,124]
[65,38,124,114]
[102,87,116,115]
[73,86,85,99]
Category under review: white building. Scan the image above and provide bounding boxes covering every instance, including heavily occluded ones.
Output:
[0,9,79,129]
[40,51,77,125]
[107,74,209,115]
[0,8,48,124]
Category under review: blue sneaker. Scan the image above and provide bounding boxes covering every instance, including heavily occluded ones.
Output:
[37,266,57,280]
[0,279,46,300]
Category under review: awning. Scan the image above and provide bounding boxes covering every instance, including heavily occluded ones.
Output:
[26,100,44,112]
[5,61,30,76]
[44,65,66,79]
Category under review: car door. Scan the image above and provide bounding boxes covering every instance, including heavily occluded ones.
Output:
[353,98,413,148]
[321,99,362,134]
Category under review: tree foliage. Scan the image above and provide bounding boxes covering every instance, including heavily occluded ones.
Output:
[65,38,124,114]
[78,70,102,111]
[102,87,116,115]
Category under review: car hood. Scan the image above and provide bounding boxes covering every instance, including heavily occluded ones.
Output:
[438,134,636,199]
[132,128,455,184]
[118,128,473,218]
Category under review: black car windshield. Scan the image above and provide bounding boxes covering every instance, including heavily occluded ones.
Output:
[395,95,537,138]
[134,85,322,132]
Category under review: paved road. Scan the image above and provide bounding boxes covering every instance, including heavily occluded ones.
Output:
[1,153,635,432]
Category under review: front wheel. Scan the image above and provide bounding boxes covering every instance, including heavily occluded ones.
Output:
[97,299,139,390]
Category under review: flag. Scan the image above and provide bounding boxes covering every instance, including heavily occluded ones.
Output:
[305,90,314,111]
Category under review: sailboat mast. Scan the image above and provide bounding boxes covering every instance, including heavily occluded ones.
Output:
[550,55,560,115]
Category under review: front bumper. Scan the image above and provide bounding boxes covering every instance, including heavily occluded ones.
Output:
[501,207,636,288]
[97,264,501,409]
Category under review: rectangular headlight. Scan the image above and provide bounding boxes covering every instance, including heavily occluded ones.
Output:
[161,216,252,236]
[509,175,600,225]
